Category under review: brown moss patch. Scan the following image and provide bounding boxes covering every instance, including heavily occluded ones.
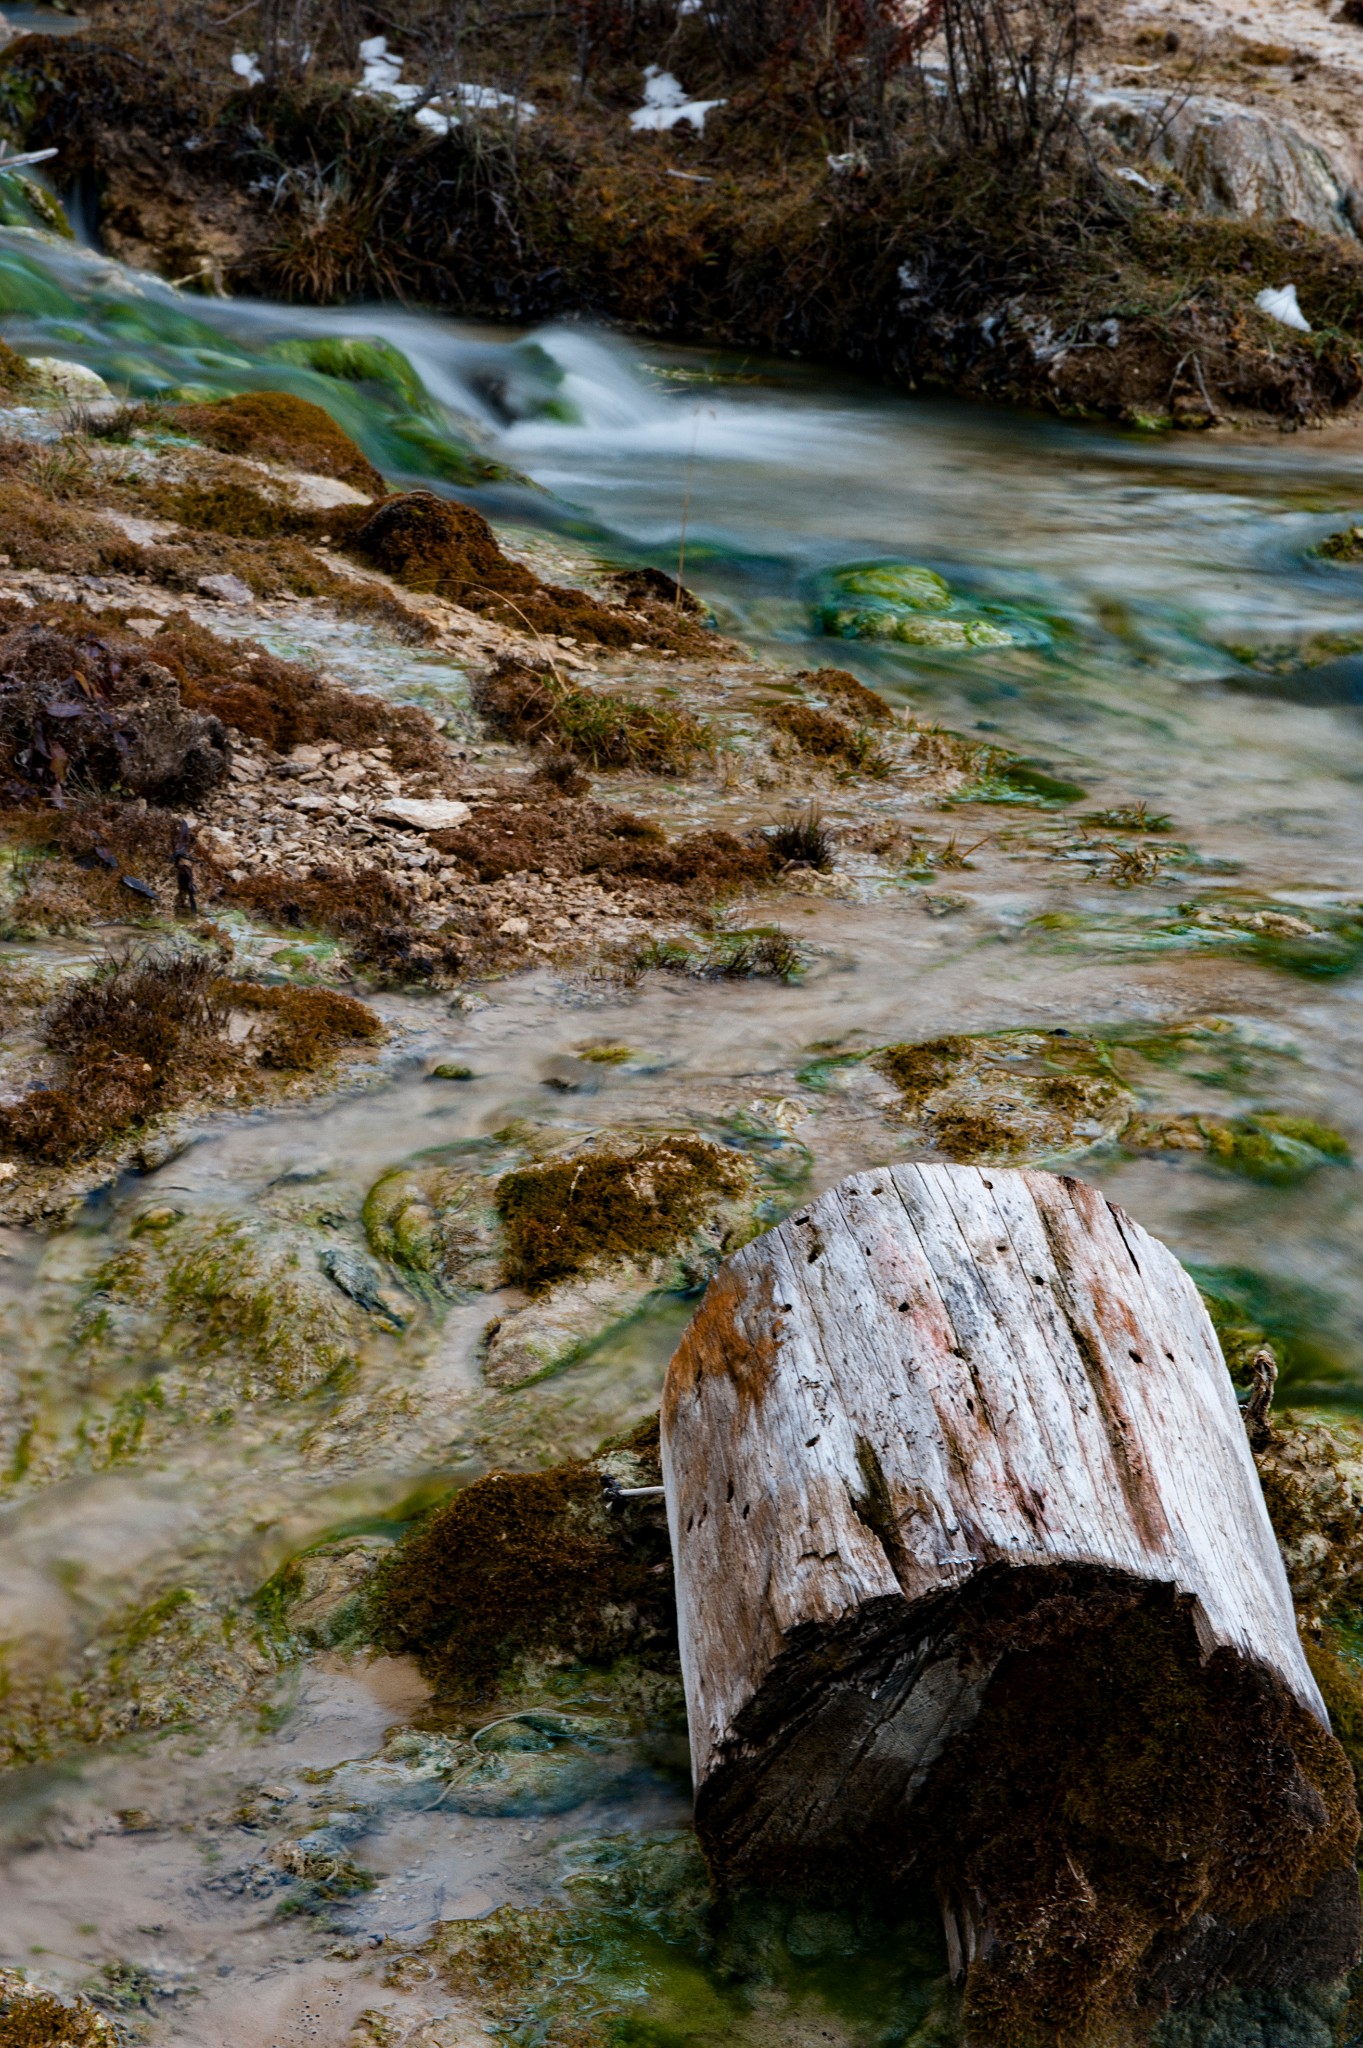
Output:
[873,1031,1132,1160]
[0,343,39,403]
[0,947,383,1167]
[226,864,472,982]
[368,1443,673,1701]
[223,982,384,1071]
[791,666,893,725]
[168,391,385,495]
[0,1973,116,2048]
[345,493,716,652]
[135,616,445,776]
[918,1574,1359,2045]
[0,476,148,580]
[433,792,773,895]
[473,657,709,774]
[497,1136,752,1293]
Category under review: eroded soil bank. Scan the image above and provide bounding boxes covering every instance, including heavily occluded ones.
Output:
[10,0,1363,428]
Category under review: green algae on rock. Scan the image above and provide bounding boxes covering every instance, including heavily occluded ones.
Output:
[811,561,1030,650]
[1123,1110,1351,1186]
[362,1159,502,1300]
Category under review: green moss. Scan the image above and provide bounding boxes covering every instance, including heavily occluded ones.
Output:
[427,1828,956,2048]
[88,1211,359,1405]
[497,1138,753,1294]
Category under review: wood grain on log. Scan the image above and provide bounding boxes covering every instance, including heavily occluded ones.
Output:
[661,1164,1359,2032]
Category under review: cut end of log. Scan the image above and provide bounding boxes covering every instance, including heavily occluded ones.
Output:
[661,1164,1361,2038]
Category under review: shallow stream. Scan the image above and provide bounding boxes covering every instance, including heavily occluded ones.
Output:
[5,223,1363,2041]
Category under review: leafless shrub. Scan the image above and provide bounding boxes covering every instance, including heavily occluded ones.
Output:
[938,0,1080,164]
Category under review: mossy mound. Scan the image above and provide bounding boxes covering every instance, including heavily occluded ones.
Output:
[346,493,717,651]
[873,1030,1134,1160]
[369,1419,673,1701]
[169,390,385,495]
[497,1135,756,1294]
[348,489,536,599]
[764,699,891,777]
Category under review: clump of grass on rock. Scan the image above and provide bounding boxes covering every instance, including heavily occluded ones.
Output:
[474,657,710,774]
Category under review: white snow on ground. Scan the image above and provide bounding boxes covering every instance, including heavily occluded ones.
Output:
[231,51,264,87]
[630,66,726,133]
[355,37,535,134]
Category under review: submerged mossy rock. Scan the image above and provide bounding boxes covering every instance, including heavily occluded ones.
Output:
[369,1418,673,1702]
[1124,1110,1351,1186]
[362,1161,501,1298]
[873,1030,1134,1160]
[80,1206,363,1415]
[812,560,1025,650]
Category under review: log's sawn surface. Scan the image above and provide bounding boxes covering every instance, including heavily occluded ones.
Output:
[660,1163,1360,2012]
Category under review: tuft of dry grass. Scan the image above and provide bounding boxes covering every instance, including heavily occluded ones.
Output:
[473,658,710,774]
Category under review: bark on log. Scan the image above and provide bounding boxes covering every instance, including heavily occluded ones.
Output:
[660,1164,1360,2037]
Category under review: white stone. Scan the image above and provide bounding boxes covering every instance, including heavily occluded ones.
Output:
[198,572,254,605]
[370,795,472,832]
[24,358,114,404]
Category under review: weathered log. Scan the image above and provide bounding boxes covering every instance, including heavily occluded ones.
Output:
[661,1164,1360,2039]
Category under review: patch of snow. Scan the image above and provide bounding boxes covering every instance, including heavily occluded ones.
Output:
[356,36,535,126]
[1255,282,1312,332]
[630,66,725,133]
[231,51,264,87]
[1113,165,1158,193]
[827,150,869,175]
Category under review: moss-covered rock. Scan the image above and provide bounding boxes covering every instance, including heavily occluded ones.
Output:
[1123,1110,1350,1186]
[0,1971,118,2048]
[80,1206,363,1416]
[811,560,1026,649]
[368,1418,672,1702]
[873,1029,1134,1160]
[362,1161,501,1298]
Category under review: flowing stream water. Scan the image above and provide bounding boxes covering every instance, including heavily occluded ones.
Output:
[4,222,1363,2041]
